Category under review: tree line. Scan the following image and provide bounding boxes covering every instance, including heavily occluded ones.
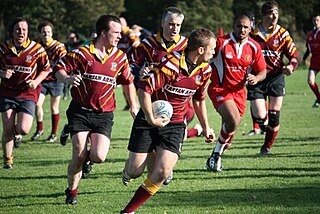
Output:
[1,0,319,45]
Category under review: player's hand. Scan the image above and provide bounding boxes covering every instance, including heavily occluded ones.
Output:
[246,73,258,85]
[26,79,38,89]
[129,105,139,119]
[139,65,154,77]
[283,65,294,76]
[203,128,215,143]
[66,74,82,86]
[147,116,170,128]
[0,69,14,79]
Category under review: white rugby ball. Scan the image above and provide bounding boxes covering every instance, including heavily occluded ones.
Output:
[152,100,173,119]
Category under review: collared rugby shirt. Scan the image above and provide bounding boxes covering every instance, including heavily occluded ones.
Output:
[138,50,211,123]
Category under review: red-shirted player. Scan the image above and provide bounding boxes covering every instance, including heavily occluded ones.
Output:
[206,13,266,172]
[248,1,299,155]
[302,14,320,108]
[120,28,216,214]
[125,6,188,185]
[54,15,139,205]
[0,17,51,169]
[30,21,67,143]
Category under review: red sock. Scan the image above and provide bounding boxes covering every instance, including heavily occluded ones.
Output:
[218,124,235,145]
[65,187,78,197]
[121,186,152,213]
[309,83,320,100]
[264,127,279,149]
[187,128,198,138]
[37,121,43,131]
[51,113,60,135]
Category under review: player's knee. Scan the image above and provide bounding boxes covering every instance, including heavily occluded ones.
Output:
[268,110,280,128]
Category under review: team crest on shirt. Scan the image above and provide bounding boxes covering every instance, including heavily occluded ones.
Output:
[273,39,279,47]
[244,54,251,62]
[26,55,32,63]
[195,75,202,85]
[226,52,233,59]
[87,60,94,67]
[111,62,117,71]
[152,49,159,56]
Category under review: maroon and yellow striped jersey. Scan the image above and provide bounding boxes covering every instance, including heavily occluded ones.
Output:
[138,50,212,123]
[129,32,188,67]
[251,23,298,77]
[54,41,133,112]
[0,38,51,102]
[305,28,320,70]
[210,33,266,91]
[40,38,67,81]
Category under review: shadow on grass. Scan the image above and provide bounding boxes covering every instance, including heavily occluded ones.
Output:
[156,186,320,208]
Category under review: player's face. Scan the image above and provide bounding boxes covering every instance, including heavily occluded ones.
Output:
[12,21,28,46]
[162,15,183,41]
[201,37,216,63]
[106,21,122,47]
[41,25,53,42]
[263,9,279,28]
[313,16,320,29]
[233,17,251,41]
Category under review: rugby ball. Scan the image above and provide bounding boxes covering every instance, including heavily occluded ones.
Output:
[152,100,173,119]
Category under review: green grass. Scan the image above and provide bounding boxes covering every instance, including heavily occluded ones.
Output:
[1,67,320,214]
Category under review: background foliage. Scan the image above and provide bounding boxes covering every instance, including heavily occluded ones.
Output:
[1,0,320,44]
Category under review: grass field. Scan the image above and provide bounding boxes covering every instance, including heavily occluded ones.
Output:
[0,67,320,214]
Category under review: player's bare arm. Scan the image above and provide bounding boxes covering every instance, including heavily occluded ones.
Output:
[247,69,266,85]
[192,99,215,143]
[55,69,82,86]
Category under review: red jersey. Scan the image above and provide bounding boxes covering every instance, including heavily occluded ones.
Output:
[251,23,298,77]
[0,38,51,102]
[210,33,266,91]
[138,50,212,123]
[54,41,133,112]
[40,38,67,81]
[130,32,188,67]
[305,28,320,70]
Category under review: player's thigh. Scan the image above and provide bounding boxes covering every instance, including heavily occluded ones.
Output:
[250,98,267,118]
[16,111,34,134]
[127,151,149,173]
[90,133,110,162]
[71,131,90,158]
[268,96,283,111]
[50,95,61,114]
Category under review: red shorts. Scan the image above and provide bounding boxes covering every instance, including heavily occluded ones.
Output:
[208,87,246,117]
[310,56,320,71]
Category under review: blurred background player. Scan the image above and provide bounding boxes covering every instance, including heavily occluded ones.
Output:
[30,21,67,142]
[248,1,299,155]
[244,11,267,136]
[302,14,320,108]
[0,17,51,168]
[125,6,188,185]
[118,16,141,110]
[206,14,266,172]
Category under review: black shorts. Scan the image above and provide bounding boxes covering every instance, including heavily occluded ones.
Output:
[66,101,114,138]
[41,80,64,96]
[128,109,186,156]
[247,73,285,100]
[0,97,35,116]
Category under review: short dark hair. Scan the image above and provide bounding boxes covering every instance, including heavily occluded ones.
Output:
[95,15,121,36]
[9,17,28,35]
[187,28,216,51]
[233,13,251,26]
[261,1,278,16]
[38,21,54,33]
